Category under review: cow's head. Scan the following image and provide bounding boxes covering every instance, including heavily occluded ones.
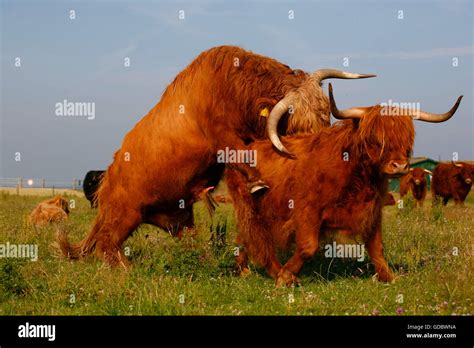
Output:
[452,161,473,185]
[409,167,432,186]
[266,69,376,155]
[328,83,462,178]
[48,196,70,214]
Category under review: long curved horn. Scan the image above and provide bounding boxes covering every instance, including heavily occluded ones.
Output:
[424,169,433,175]
[267,70,376,155]
[311,69,376,83]
[452,161,463,168]
[328,83,365,120]
[413,96,463,123]
[266,94,295,155]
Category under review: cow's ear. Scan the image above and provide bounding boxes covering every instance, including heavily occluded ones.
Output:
[255,97,278,117]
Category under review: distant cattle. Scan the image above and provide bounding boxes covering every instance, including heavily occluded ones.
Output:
[83,170,105,207]
[30,196,70,227]
[431,161,474,205]
[227,84,461,286]
[399,167,432,207]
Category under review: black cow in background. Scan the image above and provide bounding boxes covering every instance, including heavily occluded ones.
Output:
[83,170,105,208]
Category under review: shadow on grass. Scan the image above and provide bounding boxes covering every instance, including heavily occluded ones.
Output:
[268,252,412,283]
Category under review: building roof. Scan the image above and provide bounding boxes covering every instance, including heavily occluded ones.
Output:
[410,157,438,165]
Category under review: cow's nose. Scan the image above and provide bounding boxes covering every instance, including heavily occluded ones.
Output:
[466,178,472,184]
[415,180,420,185]
[391,161,409,173]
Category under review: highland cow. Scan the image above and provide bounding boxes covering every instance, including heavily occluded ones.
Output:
[431,161,474,205]
[399,167,432,207]
[30,196,70,227]
[227,84,461,286]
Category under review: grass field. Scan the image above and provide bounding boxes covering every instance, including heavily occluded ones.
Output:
[0,189,472,316]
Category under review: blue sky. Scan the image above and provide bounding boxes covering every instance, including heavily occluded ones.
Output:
[1,0,473,180]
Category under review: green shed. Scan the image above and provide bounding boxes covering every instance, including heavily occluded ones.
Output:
[388,157,438,192]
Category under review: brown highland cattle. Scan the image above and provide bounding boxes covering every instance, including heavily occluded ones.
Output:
[58,46,374,266]
[30,196,70,227]
[227,83,462,286]
[431,161,474,205]
[399,167,432,207]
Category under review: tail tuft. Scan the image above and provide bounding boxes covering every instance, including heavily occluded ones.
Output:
[53,225,96,260]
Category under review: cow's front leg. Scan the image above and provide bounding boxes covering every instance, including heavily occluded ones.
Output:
[276,220,321,287]
[365,223,394,282]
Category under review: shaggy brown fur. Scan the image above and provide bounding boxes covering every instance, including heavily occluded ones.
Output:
[226,103,418,286]
[58,46,358,266]
[30,196,70,227]
[431,162,474,205]
[399,168,430,207]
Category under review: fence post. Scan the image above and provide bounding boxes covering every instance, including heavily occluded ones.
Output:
[19,177,23,189]
[16,184,19,195]
[73,179,77,190]
[42,178,45,188]
[52,186,55,196]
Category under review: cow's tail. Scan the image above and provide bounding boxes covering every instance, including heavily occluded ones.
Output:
[54,215,102,260]
[225,168,275,269]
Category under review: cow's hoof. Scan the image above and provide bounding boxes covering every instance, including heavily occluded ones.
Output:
[238,267,251,278]
[373,271,396,283]
[275,269,300,288]
[248,180,269,194]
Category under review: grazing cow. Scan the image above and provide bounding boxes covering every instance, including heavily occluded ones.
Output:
[384,192,396,206]
[30,196,70,227]
[57,45,374,266]
[83,170,105,208]
[227,84,461,286]
[431,161,474,205]
[399,167,432,207]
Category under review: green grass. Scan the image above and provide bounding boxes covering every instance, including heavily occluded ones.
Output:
[0,190,472,315]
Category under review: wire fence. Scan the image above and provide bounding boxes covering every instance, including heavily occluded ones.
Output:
[0,177,83,190]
